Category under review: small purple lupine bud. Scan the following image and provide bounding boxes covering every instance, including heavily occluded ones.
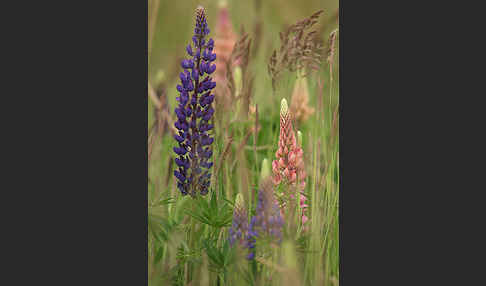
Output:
[186,44,193,56]
[186,81,194,91]
[205,149,213,158]
[202,48,209,61]
[190,95,197,105]
[191,69,199,80]
[181,59,194,69]
[207,64,216,74]
[207,38,214,49]
[199,62,206,74]
[185,107,192,116]
[173,146,188,156]
[175,158,185,167]
[229,194,249,247]
[174,134,184,143]
[199,124,208,132]
[175,111,185,121]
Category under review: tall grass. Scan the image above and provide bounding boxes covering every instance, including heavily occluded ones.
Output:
[148,1,339,285]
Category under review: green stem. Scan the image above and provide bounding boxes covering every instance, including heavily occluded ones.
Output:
[187,200,197,283]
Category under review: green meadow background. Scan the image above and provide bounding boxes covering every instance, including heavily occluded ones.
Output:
[148,0,339,285]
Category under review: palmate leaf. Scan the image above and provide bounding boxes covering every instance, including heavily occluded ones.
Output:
[174,195,191,223]
[148,212,175,244]
[184,197,211,225]
[154,245,164,264]
[215,203,233,228]
[221,239,237,268]
[202,239,224,268]
[148,213,165,243]
[153,197,175,207]
[184,193,233,228]
[202,239,237,275]
[223,197,235,208]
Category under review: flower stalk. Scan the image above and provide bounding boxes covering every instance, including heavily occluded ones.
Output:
[272,99,308,227]
[173,6,217,197]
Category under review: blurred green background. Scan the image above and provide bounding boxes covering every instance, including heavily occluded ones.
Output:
[149,0,338,130]
[149,0,338,96]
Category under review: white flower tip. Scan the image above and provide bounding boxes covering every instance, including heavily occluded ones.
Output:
[235,193,244,209]
[195,5,206,19]
[280,98,288,117]
[218,0,228,8]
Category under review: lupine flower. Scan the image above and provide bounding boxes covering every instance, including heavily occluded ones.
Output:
[247,179,284,260]
[214,0,237,83]
[273,99,306,186]
[272,99,308,226]
[213,0,239,110]
[173,6,217,197]
[228,193,249,247]
[290,74,315,123]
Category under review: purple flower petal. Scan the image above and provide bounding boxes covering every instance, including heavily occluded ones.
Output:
[186,44,193,56]
[173,146,187,155]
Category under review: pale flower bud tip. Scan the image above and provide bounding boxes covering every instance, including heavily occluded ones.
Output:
[235,193,244,209]
[154,70,165,85]
[280,98,288,116]
[260,158,270,180]
[297,130,303,147]
[218,0,227,8]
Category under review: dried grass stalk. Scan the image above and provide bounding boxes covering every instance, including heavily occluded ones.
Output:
[226,31,253,119]
[215,135,234,176]
[148,80,175,161]
[327,29,338,81]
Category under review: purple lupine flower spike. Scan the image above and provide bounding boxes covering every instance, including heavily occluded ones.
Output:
[246,179,284,260]
[228,194,249,247]
[174,6,217,197]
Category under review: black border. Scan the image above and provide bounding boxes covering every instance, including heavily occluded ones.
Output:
[25,0,149,283]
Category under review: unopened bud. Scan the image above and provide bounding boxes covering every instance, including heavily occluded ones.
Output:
[154,70,165,86]
[280,98,288,117]
[260,158,270,180]
[218,0,227,8]
[235,193,244,209]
